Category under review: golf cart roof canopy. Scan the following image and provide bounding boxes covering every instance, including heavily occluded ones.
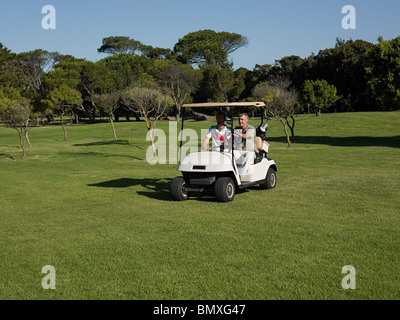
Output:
[182,102,265,108]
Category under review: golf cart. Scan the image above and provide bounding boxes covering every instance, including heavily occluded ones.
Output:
[170,102,277,202]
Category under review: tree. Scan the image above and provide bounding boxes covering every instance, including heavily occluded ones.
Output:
[239,64,272,100]
[0,43,19,86]
[365,36,400,110]
[303,39,373,112]
[174,30,248,102]
[302,79,339,116]
[155,60,201,120]
[78,61,114,122]
[229,67,247,101]
[253,77,299,148]
[0,43,13,63]
[199,63,234,102]
[14,49,64,95]
[101,53,154,90]
[0,87,32,159]
[121,87,171,160]
[262,39,373,112]
[97,36,142,55]
[269,55,304,89]
[42,84,83,141]
[42,61,82,124]
[93,92,120,140]
[0,57,30,93]
[252,81,279,117]
[139,45,174,60]
[174,29,248,66]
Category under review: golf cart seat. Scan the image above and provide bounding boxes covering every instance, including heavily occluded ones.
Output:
[254,136,270,164]
[255,137,263,152]
[255,136,269,154]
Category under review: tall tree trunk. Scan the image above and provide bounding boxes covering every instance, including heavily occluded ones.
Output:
[272,112,292,148]
[149,128,157,160]
[109,113,117,141]
[61,112,67,141]
[24,119,32,148]
[276,116,291,149]
[283,122,292,149]
[287,115,295,141]
[25,129,32,148]
[17,129,26,159]
[144,114,157,160]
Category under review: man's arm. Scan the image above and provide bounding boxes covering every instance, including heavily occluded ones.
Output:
[246,127,256,139]
[201,137,211,151]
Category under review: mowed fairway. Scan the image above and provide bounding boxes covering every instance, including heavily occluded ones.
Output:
[0,111,399,300]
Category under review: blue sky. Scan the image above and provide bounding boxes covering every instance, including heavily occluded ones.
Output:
[0,0,399,69]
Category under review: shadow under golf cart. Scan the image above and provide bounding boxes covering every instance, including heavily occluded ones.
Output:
[88,177,253,202]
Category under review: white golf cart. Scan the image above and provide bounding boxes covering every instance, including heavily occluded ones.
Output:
[170,102,277,202]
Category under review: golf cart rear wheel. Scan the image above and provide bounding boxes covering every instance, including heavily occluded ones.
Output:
[214,177,236,202]
[260,168,277,189]
[170,177,189,201]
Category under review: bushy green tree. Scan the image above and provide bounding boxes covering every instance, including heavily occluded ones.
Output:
[98,36,141,55]
[302,79,339,116]
[154,60,201,120]
[255,39,373,112]
[42,84,82,141]
[0,87,32,159]
[365,36,400,110]
[253,77,299,148]
[101,53,155,90]
[121,86,171,161]
[93,92,120,140]
[174,29,248,66]
[174,30,248,102]
[310,39,373,112]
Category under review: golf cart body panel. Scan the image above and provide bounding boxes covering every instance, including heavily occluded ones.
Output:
[178,151,241,185]
[239,158,276,184]
[178,150,277,188]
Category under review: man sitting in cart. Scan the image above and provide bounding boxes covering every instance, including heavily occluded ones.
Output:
[233,113,257,175]
[200,111,229,151]
[234,113,256,152]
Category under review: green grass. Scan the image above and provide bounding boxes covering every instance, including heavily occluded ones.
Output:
[0,112,399,300]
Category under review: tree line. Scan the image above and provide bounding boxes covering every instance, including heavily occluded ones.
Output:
[1,30,400,157]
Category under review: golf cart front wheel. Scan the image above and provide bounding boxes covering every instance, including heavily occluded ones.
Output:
[260,168,277,189]
[214,177,236,202]
[170,177,189,201]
